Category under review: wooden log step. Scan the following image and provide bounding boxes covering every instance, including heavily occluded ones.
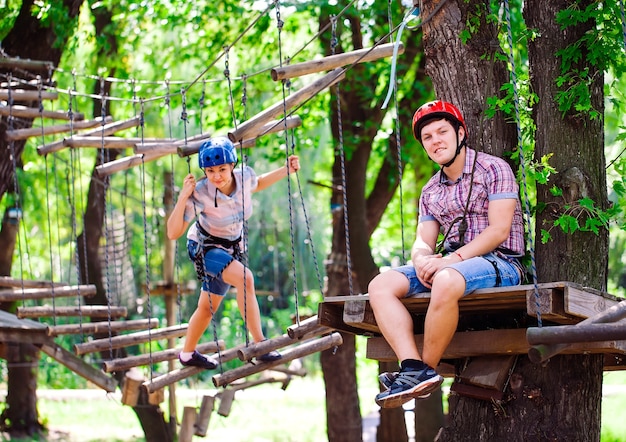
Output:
[37,342,117,392]
[5,116,113,141]
[95,151,167,177]
[63,136,176,149]
[0,276,67,289]
[194,395,215,437]
[176,115,303,157]
[271,42,404,81]
[228,68,345,143]
[134,131,213,154]
[101,340,225,373]
[0,57,55,71]
[0,89,58,101]
[0,284,97,302]
[212,332,343,387]
[73,324,188,355]
[37,116,141,155]
[526,320,626,346]
[48,318,159,337]
[142,344,245,393]
[179,407,198,442]
[0,104,84,121]
[287,315,333,340]
[17,305,127,319]
[365,328,626,362]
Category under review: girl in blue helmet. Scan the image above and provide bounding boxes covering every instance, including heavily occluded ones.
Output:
[167,136,301,369]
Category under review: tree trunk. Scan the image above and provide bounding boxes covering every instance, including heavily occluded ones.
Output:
[0,0,84,437]
[421,1,606,440]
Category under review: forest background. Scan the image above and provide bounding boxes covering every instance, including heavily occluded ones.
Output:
[1,0,626,441]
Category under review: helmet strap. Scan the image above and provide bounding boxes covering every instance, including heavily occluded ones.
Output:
[441,126,466,169]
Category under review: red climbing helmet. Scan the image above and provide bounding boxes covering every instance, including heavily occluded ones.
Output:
[412,100,467,143]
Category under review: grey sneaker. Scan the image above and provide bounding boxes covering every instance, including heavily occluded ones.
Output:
[375,366,443,408]
[378,371,432,399]
[257,350,282,362]
[179,350,218,370]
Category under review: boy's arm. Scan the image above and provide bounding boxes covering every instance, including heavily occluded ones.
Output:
[255,155,300,192]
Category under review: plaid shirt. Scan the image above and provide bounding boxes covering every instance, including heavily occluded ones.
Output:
[418,148,525,256]
[184,166,258,244]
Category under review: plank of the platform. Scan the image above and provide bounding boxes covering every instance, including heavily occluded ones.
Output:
[0,310,53,344]
[564,284,623,319]
[366,329,626,362]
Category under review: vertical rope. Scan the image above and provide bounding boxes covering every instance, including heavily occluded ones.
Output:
[504,0,541,327]
[330,15,355,296]
[39,76,57,325]
[387,0,407,262]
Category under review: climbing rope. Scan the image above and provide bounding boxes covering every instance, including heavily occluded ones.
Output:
[504,0,542,327]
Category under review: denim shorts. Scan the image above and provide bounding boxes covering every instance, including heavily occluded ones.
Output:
[394,252,522,297]
[188,240,234,295]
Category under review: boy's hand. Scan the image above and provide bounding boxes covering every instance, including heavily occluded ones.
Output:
[287,155,300,174]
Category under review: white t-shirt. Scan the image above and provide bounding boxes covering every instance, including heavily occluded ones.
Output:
[183,166,258,243]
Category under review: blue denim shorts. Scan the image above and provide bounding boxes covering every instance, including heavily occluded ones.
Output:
[394,252,522,297]
[188,240,234,295]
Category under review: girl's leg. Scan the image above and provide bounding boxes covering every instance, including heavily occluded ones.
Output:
[183,290,224,352]
[221,259,266,343]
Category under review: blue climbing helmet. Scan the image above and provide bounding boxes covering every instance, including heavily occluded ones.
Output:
[198,137,238,169]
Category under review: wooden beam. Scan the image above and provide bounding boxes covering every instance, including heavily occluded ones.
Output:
[0,57,55,71]
[228,68,345,142]
[212,332,343,387]
[0,89,58,101]
[73,324,188,355]
[365,328,626,362]
[101,340,225,373]
[527,320,626,345]
[48,318,159,337]
[37,116,141,155]
[17,305,127,319]
[271,42,404,81]
[5,116,113,141]
[0,104,83,121]
[38,342,117,392]
[63,136,176,149]
[0,276,67,288]
[95,151,167,177]
[0,284,97,302]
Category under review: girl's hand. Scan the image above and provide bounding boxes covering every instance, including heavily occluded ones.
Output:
[181,173,196,198]
[287,155,300,174]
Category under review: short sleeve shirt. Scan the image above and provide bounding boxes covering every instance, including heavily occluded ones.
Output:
[418,148,525,256]
[183,166,258,243]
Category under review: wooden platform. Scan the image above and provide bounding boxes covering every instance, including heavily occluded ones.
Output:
[0,310,53,345]
[318,281,626,368]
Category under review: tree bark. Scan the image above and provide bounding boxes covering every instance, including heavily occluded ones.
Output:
[421,1,606,441]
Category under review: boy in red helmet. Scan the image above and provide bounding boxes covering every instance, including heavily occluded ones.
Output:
[167,137,300,369]
[369,100,525,408]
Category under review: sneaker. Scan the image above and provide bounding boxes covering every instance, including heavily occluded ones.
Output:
[257,350,282,362]
[179,350,218,370]
[375,365,443,408]
[378,371,432,399]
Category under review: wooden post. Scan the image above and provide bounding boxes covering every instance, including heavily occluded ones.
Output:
[163,169,178,435]
[217,389,236,417]
[178,406,198,442]
[213,332,343,387]
[194,395,215,437]
[121,368,144,406]
[271,42,403,81]
[228,68,345,142]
